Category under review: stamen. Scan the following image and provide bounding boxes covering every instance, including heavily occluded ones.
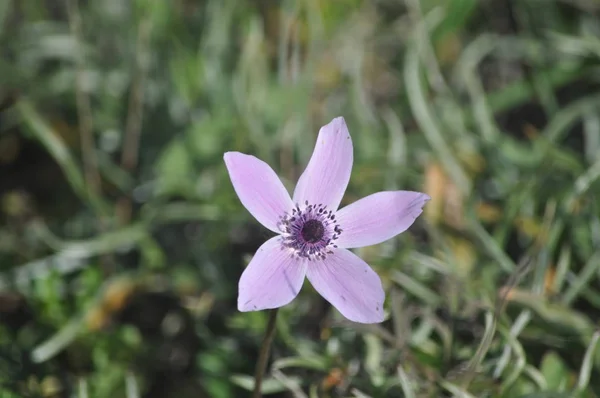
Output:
[278,202,342,260]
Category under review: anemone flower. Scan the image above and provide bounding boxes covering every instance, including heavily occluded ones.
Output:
[224,117,430,323]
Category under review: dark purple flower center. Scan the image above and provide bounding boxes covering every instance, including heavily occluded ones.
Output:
[278,201,343,260]
[301,219,324,243]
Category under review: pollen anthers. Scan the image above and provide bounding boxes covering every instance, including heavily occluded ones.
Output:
[279,201,343,260]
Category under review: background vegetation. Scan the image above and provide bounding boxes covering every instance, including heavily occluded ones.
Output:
[1,0,600,397]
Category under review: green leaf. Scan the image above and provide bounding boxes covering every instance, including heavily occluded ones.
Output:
[540,351,569,392]
[432,0,478,43]
[230,374,302,394]
[156,138,194,196]
[271,356,328,372]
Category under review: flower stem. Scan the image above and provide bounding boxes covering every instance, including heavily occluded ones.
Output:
[252,308,279,398]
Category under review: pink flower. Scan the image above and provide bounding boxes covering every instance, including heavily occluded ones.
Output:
[224,117,430,323]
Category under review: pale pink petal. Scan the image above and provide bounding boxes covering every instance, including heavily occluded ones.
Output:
[238,236,307,311]
[306,249,384,323]
[293,117,353,211]
[335,191,430,249]
[224,152,293,233]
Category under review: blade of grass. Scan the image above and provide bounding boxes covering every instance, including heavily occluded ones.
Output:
[544,92,600,143]
[391,270,441,307]
[16,99,109,216]
[468,218,516,273]
[552,245,571,294]
[125,372,140,398]
[497,316,530,393]
[397,366,416,398]
[494,310,531,379]
[572,155,600,200]
[31,317,83,363]
[459,310,495,390]
[456,34,499,143]
[486,63,587,117]
[523,365,548,391]
[77,377,89,398]
[407,251,451,275]
[404,17,471,195]
[583,109,600,162]
[439,380,477,398]
[67,0,102,199]
[507,292,594,342]
[272,369,308,398]
[574,331,600,395]
[561,250,600,306]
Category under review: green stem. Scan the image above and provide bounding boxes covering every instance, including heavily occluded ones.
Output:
[252,308,279,398]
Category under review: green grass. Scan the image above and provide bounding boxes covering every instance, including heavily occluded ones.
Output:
[1,0,600,397]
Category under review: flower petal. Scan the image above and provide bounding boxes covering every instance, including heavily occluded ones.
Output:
[306,248,384,323]
[335,191,430,249]
[224,151,293,233]
[238,236,307,312]
[293,117,353,211]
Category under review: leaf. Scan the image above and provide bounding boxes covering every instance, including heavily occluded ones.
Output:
[155,138,194,196]
[230,374,302,394]
[364,334,384,386]
[271,356,328,372]
[432,0,478,43]
[540,352,569,392]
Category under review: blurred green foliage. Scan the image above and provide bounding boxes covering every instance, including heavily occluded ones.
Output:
[1,0,600,397]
